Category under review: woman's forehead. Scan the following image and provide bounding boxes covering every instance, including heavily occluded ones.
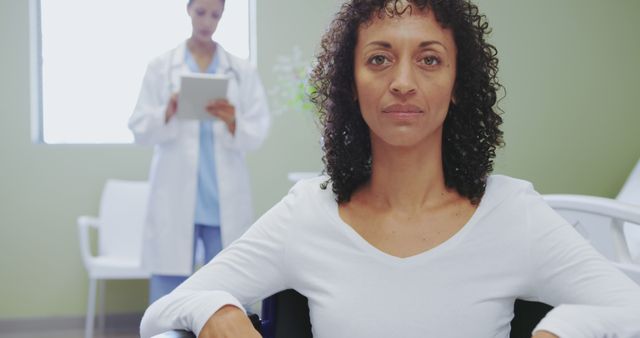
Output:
[358,8,452,45]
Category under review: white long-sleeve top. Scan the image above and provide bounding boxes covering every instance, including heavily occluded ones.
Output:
[140,175,640,338]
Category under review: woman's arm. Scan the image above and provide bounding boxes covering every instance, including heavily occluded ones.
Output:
[129,61,181,145]
[198,305,261,338]
[525,193,640,337]
[139,184,302,338]
[214,64,270,151]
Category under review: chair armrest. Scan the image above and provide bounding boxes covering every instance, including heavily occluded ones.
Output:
[77,216,100,268]
[543,194,640,224]
[151,330,195,338]
[544,194,640,263]
[149,314,262,338]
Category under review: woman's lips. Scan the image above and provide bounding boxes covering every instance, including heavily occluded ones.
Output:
[382,104,423,119]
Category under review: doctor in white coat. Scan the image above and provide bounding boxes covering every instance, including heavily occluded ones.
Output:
[129,0,270,303]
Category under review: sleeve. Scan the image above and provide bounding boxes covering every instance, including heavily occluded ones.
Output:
[522,190,640,337]
[128,60,180,146]
[139,183,302,338]
[215,63,271,151]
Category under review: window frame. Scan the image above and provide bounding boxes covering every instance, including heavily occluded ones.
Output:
[29,0,257,145]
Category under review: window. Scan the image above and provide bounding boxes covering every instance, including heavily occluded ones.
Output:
[30,0,256,144]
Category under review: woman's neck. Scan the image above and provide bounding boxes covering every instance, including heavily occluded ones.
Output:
[359,138,455,212]
[187,37,216,57]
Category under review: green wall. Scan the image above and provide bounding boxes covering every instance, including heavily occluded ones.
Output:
[1,0,638,320]
[482,1,640,195]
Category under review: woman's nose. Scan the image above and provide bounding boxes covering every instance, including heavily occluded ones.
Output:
[390,62,417,96]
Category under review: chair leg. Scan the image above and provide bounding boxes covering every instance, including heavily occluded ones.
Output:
[97,280,106,336]
[85,278,97,338]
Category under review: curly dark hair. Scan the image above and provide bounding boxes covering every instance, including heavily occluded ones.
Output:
[310,0,503,205]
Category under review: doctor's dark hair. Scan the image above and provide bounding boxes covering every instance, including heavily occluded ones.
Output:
[187,0,225,6]
[311,0,503,204]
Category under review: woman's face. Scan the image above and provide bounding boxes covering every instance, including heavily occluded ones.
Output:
[353,7,457,149]
[187,0,224,43]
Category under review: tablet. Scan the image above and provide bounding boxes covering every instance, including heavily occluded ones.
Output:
[176,73,230,120]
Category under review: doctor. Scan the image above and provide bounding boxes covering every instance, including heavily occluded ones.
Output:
[129,0,270,303]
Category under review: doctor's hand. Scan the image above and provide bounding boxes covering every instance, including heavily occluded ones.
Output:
[206,99,237,134]
[165,93,179,123]
[199,305,261,338]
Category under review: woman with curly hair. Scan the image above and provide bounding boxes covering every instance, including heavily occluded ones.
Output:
[140,1,640,337]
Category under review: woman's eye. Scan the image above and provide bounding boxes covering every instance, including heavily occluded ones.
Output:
[369,55,388,66]
[422,56,440,66]
[196,9,205,16]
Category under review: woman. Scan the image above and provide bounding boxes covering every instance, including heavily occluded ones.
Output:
[129,0,270,303]
[140,0,640,337]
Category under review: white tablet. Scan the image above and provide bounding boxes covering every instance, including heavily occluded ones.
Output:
[176,73,230,120]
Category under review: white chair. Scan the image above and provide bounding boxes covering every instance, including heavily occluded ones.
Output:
[77,179,151,338]
[617,159,640,260]
[544,194,640,284]
[618,159,640,202]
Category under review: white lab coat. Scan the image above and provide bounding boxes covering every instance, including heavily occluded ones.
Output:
[129,42,270,276]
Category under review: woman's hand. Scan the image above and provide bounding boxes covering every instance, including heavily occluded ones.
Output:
[206,99,237,134]
[165,93,179,123]
[532,330,559,338]
[198,305,261,338]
